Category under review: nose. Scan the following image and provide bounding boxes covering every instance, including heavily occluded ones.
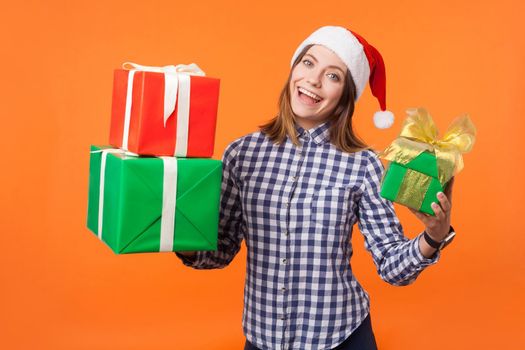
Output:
[306,69,322,87]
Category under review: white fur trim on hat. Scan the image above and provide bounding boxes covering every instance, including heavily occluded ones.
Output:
[290,26,370,100]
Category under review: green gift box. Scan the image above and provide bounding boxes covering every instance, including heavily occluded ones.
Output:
[86,145,222,254]
[380,151,446,215]
[379,108,476,215]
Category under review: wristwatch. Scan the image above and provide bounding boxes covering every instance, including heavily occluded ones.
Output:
[423,226,456,251]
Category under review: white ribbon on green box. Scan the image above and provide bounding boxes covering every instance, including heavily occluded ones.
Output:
[159,156,178,252]
[94,148,179,251]
[121,62,206,157]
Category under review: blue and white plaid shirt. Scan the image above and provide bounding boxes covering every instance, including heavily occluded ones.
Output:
[178,120,439,350]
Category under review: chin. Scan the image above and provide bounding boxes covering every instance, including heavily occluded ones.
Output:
[291,105,317,119]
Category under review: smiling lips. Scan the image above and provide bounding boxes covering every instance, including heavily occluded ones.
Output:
[298,87,323,105]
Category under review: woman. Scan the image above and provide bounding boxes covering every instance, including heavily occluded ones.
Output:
[177,26,455,350]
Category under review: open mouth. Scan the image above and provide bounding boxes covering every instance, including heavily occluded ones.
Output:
[298,87,323,105]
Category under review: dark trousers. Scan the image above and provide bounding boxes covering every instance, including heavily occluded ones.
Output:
[244,314,378,350]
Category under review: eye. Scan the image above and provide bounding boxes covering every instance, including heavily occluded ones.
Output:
[302,59,313,67]
[327,72,340,81]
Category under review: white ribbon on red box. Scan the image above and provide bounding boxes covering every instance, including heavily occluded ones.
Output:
[93,148,178,252]
[121,62,206,157]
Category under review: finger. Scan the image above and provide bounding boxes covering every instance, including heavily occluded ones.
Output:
[436,191,451,212]
[444,177,455,203]
[431,201,446,220]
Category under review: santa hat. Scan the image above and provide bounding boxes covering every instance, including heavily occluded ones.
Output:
[291,26,394,129]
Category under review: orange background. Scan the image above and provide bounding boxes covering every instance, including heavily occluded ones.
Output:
[1,0,524,349]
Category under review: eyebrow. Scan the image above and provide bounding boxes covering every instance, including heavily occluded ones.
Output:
[304,53,346,74]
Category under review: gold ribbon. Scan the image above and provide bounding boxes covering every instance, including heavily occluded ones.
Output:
[380,108,476,185]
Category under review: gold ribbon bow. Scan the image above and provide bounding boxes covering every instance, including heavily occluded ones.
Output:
[380,108,477,185]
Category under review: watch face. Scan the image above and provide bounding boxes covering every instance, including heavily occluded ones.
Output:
[441,231,456,250]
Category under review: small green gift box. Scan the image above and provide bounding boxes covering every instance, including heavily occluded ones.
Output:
[380,151,447,215]
[379,108,476,215]
[86,145,222,254]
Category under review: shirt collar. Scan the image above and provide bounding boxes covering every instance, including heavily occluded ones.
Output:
[294,120,332,145]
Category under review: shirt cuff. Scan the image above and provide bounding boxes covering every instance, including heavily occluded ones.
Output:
[175,251,208,267]
[410,232,441,267]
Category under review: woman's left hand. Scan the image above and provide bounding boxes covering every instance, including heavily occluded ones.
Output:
[410,177,454,242]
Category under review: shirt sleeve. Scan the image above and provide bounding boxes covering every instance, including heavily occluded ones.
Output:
[175,137,246,269]
[356,152,440,286]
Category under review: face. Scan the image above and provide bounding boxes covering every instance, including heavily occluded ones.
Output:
[289,45,347,130]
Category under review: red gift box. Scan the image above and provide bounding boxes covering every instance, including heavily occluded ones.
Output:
[109,65,220,157]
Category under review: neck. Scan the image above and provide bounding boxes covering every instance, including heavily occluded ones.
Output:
[294,118,329,130]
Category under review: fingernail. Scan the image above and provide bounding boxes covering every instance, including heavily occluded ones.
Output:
[431,202,439,208]
[437,192,444,198]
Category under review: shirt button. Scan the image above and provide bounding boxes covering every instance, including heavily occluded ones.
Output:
[283,230,289,236]
[282,258,287,264]
[281,287,287,293]
[292,176,297,181]
[280,315,286,320]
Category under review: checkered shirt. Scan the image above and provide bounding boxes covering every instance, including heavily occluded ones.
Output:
[177,120,439,350]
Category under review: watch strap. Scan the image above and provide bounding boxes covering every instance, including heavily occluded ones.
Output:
[423,226,455,250]
[423,231,441,249]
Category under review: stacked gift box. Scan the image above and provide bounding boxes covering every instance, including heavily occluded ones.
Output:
[87,62,222,254]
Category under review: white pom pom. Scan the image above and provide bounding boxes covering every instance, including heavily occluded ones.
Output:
[373,110,394,129]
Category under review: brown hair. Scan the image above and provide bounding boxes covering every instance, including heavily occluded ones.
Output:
[259,45,369,153]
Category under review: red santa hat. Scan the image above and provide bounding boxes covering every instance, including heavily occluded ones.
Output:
[291,26,394,129]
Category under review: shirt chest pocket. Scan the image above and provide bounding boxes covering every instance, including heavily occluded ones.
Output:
[310,186,350,227]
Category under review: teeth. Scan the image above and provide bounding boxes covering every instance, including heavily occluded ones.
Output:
[298,87,322,102]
